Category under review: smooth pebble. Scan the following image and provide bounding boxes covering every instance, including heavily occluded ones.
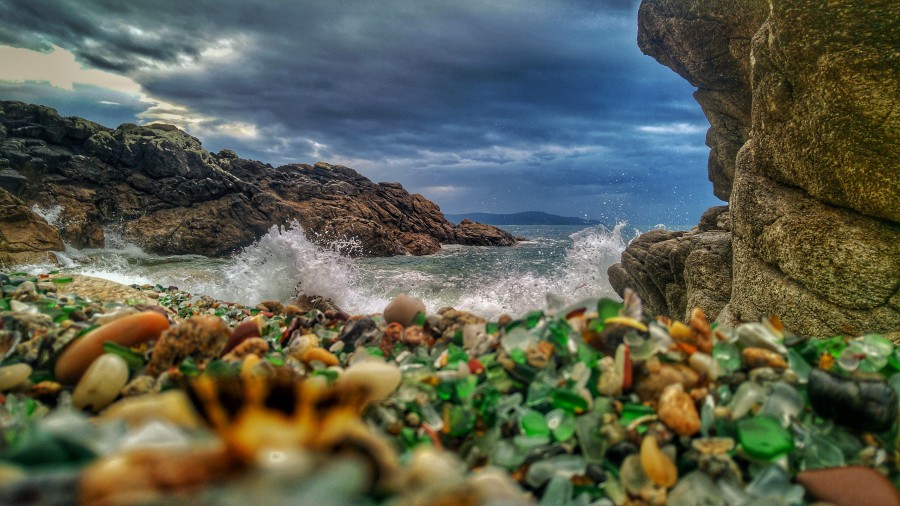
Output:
[0,364,32,391]
[73,354,130,411]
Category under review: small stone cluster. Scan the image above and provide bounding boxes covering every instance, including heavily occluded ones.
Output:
[0,272,897,505]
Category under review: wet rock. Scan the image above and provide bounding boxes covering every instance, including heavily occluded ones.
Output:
[146,316,229,376]
[796,466,900,506]
[807,368,898,433]
[453,219,518,247]
[0,188,64,266]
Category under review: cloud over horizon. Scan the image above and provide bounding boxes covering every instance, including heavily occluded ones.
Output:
[0,0,720,227]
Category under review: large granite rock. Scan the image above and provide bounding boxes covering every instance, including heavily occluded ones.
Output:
[0,187,64,266]
[0,101,516,258]
[611,0,900,336]
[608,206,732,322]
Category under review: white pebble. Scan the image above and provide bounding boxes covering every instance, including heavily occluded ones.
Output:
[0,363,32,391]
[339,360,402,403]
[73,354,130,412]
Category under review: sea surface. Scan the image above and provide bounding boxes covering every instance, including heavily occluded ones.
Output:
[22,210,651,319]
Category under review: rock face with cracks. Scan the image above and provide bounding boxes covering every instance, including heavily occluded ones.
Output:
[0,187,64,266]
[0,101,516,258]
[610,0,900,337]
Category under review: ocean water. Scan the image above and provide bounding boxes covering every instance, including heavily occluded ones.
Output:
[24,208,644,319]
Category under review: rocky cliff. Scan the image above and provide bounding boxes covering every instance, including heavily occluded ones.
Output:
[0,101,516,258]
[610,0,900,337]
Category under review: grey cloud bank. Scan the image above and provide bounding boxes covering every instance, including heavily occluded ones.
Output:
[0,0,720,227]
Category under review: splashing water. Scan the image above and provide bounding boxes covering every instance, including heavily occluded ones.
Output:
[31,220,636,319]
[189,222,363,308]
[31,204,63,227]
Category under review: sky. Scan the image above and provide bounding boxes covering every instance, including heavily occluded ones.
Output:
[0,0,721,228]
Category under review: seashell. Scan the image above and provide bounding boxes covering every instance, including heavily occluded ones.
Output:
[55,311,170,384]
[73,353,130,411]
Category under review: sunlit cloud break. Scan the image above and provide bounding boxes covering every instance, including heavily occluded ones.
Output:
[637,122,706,135]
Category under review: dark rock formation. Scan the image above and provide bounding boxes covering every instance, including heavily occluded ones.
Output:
[610,0,900,336]
[0,188,65,266]
[0,101,516,258]
[453,220,518,247]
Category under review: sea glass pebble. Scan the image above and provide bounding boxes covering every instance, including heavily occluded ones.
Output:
[737,415,794,460]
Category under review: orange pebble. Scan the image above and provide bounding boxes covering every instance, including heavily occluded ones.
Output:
[640,434,678,488]
[55,312,170,384]
[301,347,339,366]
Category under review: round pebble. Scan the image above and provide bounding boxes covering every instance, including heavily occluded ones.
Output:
[0,363,32,391]
[383,293,426,327]
[73,354,130,411]
[339,360,402,403]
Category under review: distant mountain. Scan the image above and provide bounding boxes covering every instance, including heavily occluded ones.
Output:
[445,211,602,226]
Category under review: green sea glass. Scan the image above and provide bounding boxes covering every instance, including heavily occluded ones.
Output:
[712,342,741,373]
[520,409,551,437]
[737,415,795,460]
[550,388,588,413]
[546,408,577,442]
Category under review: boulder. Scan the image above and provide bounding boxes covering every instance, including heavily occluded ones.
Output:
[0,101,516,258]
[0,188,64,266]
[611,0,900,336]
[453,220,518,247]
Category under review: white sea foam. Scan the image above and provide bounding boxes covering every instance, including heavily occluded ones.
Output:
[454,222,631,317]
[187,222,365,308]
[10,218,633,320]
[31,204,63,227]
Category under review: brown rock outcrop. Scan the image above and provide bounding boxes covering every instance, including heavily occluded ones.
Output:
[610,0,900,336]
[0,187,64,266]
[453,220,518,247]
[0,101,516,258]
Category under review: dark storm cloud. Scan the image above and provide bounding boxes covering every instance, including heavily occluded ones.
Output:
[0,0,717,225]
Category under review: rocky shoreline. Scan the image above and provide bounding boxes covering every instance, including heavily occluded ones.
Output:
[0,100,517,260]
[0,272,897,505]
